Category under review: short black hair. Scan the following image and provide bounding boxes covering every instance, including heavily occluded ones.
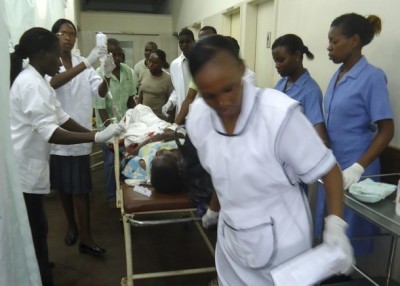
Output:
[188,35,242,78]
[11,27,58,85]
[107,38,120,47]
[151,154,183,194]
[51,18,77,34]
[272,34,314,60]
[199,26,217,34]
[150,49,170,69]
[331,13,381,47]
[178,28,195,41]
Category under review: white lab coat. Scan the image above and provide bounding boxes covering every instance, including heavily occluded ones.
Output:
[48,55,102,156]
[9,65,69,194]
[186,82,336,285]
[168,53,192,118]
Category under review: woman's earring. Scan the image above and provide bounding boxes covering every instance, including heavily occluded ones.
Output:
[296,58,299,62]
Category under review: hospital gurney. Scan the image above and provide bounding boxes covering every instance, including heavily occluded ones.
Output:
[111,138,216,286]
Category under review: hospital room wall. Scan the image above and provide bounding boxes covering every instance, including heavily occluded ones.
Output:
[78,12,177,69]
[171,0,400,148]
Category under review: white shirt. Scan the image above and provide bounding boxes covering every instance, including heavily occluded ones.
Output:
[10,65,69,194]
[48,55,102,156]
[168,53,192,117]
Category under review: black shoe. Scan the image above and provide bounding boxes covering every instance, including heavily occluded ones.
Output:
[64,232,78,246]
[79,243,106,256]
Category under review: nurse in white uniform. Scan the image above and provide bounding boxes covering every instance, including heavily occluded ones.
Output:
[185,35,354,285]
[9,27,124,286]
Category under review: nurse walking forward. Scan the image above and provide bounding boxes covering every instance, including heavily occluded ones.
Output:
[9,28,124,285]
[186,35,354,285]
[316,13,394,254]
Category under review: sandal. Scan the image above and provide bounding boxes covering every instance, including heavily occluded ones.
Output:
[64,231,78,246]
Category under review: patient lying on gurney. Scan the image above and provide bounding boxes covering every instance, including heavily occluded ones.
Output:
[118,105,185,194]
[122,131,185,194]
[118,104,215,224]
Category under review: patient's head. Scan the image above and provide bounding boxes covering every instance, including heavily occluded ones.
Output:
[151,150,183,194]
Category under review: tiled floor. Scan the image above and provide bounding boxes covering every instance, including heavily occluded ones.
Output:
[45,166,217,286]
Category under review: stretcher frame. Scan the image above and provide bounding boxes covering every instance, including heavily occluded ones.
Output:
[318,173,400,286]
[111,139,216,286]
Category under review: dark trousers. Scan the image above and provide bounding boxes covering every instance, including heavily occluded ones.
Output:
[101,143,116,201]
[23,193,53,285]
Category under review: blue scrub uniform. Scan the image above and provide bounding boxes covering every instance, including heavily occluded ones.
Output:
[316,56,393,254]
[275,69,325,194]
[274,69,324,126]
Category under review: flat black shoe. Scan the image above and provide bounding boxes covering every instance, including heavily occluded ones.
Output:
[79,243,106,256]
[64,232,78,246]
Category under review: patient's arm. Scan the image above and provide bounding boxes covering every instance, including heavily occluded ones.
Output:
[126,130,178,156]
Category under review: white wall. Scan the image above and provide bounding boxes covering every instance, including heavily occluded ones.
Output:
[275,0,400,148]
[171,0,244,30]
[78,12,177,66]
[171,0,400,148]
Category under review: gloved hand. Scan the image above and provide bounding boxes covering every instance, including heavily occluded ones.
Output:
[202,208,219,229]
[323,215,354,275]
[343,163,364,190]
[94,123,125,143]
[83,46,108,68]
[162,100,174,117]
[103,53,116,78]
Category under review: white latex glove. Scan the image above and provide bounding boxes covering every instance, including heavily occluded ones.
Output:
[202,208,219,229]
[162,100,174,117]
[94,123,125,143]
[83,46,108,68]
[103,53,116,78]
[323,215,355,275]
[342,163,364,190]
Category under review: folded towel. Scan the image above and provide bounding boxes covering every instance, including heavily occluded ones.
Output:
[349,178,396,200]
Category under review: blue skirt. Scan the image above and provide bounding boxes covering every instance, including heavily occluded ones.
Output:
[50,155,92,195]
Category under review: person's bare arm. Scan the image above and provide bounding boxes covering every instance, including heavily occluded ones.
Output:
[174,88,198,125]
[138,90,144,104]
[322,164,344,217]
[49,63,87,89]
[98,78,110,98]
[98,109,110,127]
[357,119,394,168]
[48,118,94,144]
[60,117,91,133]
[314,122,330,148]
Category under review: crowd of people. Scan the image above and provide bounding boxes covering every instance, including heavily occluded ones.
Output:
[8,11,394,286]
